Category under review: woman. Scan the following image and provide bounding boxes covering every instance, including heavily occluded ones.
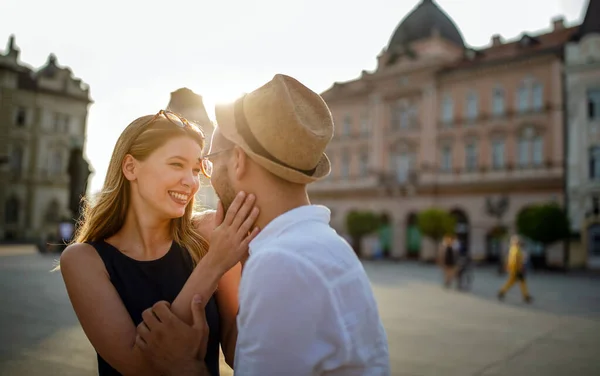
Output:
[438,235,457,288]
[497,235,533,303]
[59,110,259,375]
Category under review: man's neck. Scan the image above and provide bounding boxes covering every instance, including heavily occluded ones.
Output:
[253,189,310,231]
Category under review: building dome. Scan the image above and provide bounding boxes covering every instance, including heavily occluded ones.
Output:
[387,0,465,50]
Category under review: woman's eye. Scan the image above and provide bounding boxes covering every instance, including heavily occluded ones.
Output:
[171,163,183,168]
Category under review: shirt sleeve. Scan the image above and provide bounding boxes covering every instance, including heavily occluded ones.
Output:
[234,250,336,376]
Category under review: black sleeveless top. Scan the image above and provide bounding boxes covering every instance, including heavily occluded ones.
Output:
[89,240,221,376]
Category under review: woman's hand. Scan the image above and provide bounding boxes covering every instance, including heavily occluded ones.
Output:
[205,191,260,275]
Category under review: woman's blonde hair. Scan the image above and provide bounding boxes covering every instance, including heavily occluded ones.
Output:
[73,113,209,264]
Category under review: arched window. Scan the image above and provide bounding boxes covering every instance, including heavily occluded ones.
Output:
[44,199,61,223]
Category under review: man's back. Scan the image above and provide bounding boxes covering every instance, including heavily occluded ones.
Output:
[234,205,390,376]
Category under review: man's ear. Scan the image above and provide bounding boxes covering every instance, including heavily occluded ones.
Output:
[232,146,248,181]
[122,154,138,181]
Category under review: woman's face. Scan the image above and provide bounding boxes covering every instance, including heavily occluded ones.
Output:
[134,136,203,219]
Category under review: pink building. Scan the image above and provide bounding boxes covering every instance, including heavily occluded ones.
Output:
[309,0,579,265]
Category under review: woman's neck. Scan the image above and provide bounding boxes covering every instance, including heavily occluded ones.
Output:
[108,205,173,261]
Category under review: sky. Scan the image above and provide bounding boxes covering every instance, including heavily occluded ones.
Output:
[0,0,589,194]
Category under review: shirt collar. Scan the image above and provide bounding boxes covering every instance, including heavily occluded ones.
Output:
[249,205,331,254]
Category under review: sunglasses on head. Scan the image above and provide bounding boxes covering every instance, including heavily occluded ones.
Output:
[141,110,212,178]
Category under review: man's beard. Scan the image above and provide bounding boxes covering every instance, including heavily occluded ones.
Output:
[215,176,237,215]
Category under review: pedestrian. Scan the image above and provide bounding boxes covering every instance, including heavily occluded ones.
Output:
[497,235,533,303]
[439,235,457,288]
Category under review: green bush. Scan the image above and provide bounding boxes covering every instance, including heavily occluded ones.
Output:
[417,208,455,243]
[516,203,570,245]
[346,211,381,238]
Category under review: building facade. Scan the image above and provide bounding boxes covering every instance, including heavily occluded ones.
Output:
[166,88,218,210]
[0,35,92,243]
[565,0,600,269]
[310,0,577,265]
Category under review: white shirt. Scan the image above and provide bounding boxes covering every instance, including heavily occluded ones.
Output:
[234,205,390,376]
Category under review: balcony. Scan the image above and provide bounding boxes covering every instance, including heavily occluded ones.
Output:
[309,174,379,193]
[419,163,563,186]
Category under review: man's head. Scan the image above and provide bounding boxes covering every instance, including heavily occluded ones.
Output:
[208,74,335,210]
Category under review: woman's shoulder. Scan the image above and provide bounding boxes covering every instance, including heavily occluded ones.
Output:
[192,209,216,239]
[60,242,104,271]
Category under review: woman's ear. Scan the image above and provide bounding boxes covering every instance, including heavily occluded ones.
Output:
[122,154,138,181]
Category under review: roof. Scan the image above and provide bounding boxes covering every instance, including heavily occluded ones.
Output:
[440,26,577,73]
[571,0,600,41]
[0,36,92,103]
[387,0,465,50]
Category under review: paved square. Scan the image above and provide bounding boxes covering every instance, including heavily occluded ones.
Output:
[0,248,599,375]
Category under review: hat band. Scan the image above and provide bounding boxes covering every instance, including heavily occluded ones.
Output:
[234,96,318,176]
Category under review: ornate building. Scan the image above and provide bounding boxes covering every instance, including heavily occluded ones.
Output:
[309,0,577,265]
[565,0,600,269]
[0,35,92,243]
[166,88,218,210]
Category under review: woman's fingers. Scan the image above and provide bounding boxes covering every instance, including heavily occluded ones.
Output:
[239,227,260,251]
[237,207,259,239]
[231,194,256,230]
[222,191,246,226]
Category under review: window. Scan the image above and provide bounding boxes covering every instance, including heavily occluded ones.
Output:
[400,107,410,129]
[588,89,600,121]
[532,83,544,110]
[492,87,505,116]
[465,142,478,171]
[492,139,505,169]
[441,95,453,124]
[395,152,411,183]
[518,138,530,167]
[343,115,352,136]
[590,146,600,180]
[466,91,478,120]
[50,150,63,174]
[360,113,369,136]
[14,107,26,127]
[359,150,369,177]
[62,115,70,133]
[517,84,529,113]
[391,104,401,130]
[341,150,350,179]
[441,145,452,172]
[54,112,61,131]
[9,146,24,177]
[532,136,543,166]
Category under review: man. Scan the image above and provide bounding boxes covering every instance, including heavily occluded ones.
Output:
[137,74,390,375]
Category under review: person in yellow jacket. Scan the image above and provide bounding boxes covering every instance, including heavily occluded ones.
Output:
[497,235,533,303]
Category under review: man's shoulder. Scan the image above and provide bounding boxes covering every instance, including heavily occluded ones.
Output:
[275,221,352,252]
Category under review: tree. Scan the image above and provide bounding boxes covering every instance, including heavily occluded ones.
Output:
[516,203,570,246]
[417,208,456,244]
[345,211,382,256]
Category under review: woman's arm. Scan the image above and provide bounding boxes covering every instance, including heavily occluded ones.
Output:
[62,193,258,375]
[215,263,241,367]
[60,243,161,376]
[194,209,242,367]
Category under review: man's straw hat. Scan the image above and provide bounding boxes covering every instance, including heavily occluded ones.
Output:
[215,74,334,184]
